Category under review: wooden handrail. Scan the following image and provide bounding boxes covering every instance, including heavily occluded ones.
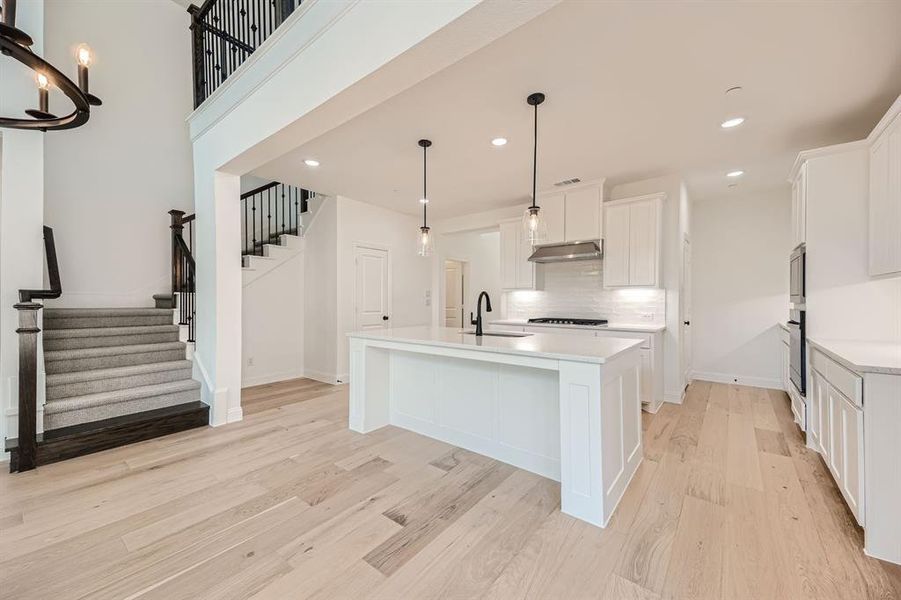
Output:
[18,226,62,302]
[240,181,281,200]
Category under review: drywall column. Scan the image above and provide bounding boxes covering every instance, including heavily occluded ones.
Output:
[0,1,45,456]
[192,157,242,426]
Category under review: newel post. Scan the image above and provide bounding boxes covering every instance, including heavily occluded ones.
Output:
[169,210,185,298]
[14,302,42,472]
[187,4,205,108]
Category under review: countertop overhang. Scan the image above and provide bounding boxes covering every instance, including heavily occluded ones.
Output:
[348,326,644,364]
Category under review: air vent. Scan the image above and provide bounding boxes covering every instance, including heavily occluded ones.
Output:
[553,178,582,187]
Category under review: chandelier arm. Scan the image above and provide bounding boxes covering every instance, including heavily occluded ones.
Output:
[0,35,92,131]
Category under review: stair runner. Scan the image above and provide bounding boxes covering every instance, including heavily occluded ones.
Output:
[42,307,200,429]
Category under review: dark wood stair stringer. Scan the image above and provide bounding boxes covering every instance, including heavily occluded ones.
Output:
[5,401,209,472]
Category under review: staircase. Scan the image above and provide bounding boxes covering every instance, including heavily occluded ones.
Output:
[42,306,200,429]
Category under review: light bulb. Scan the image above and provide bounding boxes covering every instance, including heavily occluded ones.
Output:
[36,72,50,90]
[419,198,429,204]
[76,44,93,67]
[421,230,430,245]
[417,226,432,257]
[528,211,539,231]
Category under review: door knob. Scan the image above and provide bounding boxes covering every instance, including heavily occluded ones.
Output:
[382,315,389,321]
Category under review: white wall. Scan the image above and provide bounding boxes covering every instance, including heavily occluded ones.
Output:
[610,174,685,402]
[0,0,46,453]
[438,230,502,326]
[805,146,901,343]
[692,189,792,388]
[303,196,338,384]
[242,249,304,388]
[336,196,432,382]
[42,0,194,308]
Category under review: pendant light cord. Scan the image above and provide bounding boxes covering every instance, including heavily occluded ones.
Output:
[423,143,428,228]
[531,101,538,210]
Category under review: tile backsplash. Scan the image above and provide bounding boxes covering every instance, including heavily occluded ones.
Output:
[504,260,665,324]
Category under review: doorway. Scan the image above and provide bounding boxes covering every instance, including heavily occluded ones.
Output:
[681,236,693,388]
[354,244,391,330]
[444,259,465,328]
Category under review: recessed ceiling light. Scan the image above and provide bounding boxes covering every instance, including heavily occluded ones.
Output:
[727,170,744,178]
[491,137,508,146]
[721,117,745,129]
[304,159,320,167]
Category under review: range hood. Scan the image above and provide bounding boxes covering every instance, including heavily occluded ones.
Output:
[528,240,603,263]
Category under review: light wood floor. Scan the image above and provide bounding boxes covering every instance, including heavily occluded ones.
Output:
[1,378,899,600]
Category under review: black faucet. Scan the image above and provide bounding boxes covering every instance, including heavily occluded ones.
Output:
[470,291,492,336]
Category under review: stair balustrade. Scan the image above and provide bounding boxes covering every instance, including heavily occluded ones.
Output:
[9,226,62,472]
[187,0,303,107]
[169,210,196,344]
[240,181,311,257]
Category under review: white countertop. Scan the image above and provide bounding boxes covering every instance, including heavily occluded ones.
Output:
[348,326,644,364]
[491,319,666,333]
[807,338,901,376]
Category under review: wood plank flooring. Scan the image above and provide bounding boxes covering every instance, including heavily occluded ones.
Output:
[1,377,900,599]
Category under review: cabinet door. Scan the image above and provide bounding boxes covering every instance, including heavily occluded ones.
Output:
[782,342,790,392]
[564,186,601,242]
[797,163,807,245]
[869,115,901,275]
[639,348,652,405]
[500,221,518,289]
[819,376,831,458]
[628,199,658,286]
[807,369,823,451]
[603,203,631,287]
[540,193,565,245]
[516,225,535,289]
[827,384,844,486]
[839,394,864,524]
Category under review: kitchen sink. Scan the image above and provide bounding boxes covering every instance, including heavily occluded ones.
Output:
[461,330,533,338]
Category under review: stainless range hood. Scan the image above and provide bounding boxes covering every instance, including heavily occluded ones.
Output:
[528,240,603,263]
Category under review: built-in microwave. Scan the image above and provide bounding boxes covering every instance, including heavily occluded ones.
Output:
[790,244,806,306]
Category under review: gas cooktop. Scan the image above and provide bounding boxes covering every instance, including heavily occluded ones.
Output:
[527,317,609,326]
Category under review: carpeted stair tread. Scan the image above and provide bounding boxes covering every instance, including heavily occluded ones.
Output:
[46,360,193,385]
[44,308,173,318]
[44,379,202,414]
[43,324,179,339]
[45,341,186,361]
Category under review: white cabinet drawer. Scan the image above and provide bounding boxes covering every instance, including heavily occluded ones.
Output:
[810,348,862,407]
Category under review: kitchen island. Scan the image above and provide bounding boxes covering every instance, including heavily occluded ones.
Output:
[347,326,644,527]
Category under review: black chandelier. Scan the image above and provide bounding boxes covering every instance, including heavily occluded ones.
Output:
[0,0,101,131]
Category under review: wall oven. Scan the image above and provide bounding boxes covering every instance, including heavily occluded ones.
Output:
[790,244,806,306]
[788,308,806,397]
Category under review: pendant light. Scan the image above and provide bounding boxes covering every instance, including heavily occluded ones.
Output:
[416,139,434,257]
[522,92,548,246]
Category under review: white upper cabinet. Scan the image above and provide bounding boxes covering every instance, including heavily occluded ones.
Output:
[499,219,535,290]
[868,110,901,276]
[603,193,664,288]
[536,180,604,246]
[791,161,808,248]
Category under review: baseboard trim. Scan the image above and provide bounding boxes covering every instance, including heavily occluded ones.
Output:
[664,390,684,405]
[227,406,243,424]
[304,369,340,385]
[242,370,306,388]
[692,371,782,390]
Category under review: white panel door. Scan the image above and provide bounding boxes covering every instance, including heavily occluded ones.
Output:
[564,186,601,242]
[680,237,692,387]
[827,384,844,486]
[639,348,651,405]
[604,203,630,287]
[541,193,566,245]
[628,199,658,286]
[808,368,824,451]
[444,260,463,328]
[354,246,390,330]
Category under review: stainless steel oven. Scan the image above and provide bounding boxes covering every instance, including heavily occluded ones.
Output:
[788,308,806,396]
[790,244,806,306]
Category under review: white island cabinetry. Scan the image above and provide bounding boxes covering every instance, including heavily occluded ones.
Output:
[348,326,644,528]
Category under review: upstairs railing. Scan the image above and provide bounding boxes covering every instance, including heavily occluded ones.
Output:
[241,181,311,257]
[10,226,62,472]
[187,0,302,107]
[169,211,196,343]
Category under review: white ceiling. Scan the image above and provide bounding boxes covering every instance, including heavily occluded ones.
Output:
[252,0,901,218]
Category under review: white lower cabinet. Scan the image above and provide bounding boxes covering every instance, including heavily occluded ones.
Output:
[808,349,864,525]
[639,348,651,405]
